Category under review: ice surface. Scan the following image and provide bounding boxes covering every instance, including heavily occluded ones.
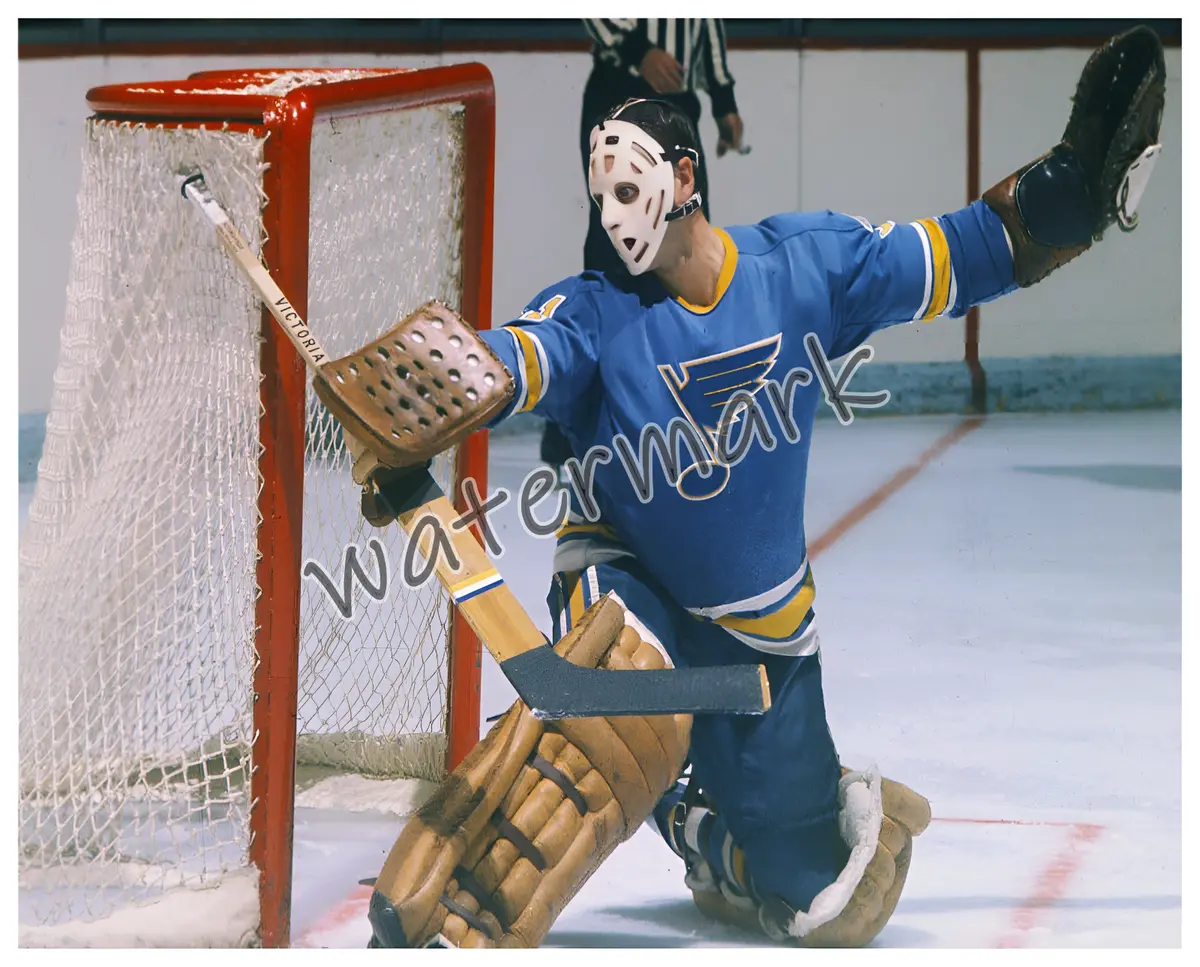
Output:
[296,411,1180,948]
[21,410,1182,947]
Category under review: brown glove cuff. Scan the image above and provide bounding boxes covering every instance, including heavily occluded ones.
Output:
[982,151,1093,288]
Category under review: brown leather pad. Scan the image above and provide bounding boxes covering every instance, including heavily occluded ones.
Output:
[312,301,514,468]
[369,595,692,948]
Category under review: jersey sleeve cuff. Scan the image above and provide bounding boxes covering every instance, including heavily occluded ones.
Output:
[618,32,654,72]
[710,83,738,118]
[478,328,524,427]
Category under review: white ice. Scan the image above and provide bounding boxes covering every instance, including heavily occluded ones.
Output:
[289,410,1182,949]
[20,410,1181,947]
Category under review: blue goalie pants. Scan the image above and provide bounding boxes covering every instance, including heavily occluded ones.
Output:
[547,558,849,913]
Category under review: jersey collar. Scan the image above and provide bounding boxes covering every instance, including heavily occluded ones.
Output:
[675,228,738,315]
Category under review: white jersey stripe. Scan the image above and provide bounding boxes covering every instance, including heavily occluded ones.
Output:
[502,328,529,413]
[910,221,934,321]
[686,556,810,619]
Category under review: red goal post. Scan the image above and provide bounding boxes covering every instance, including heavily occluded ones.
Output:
[21,64,494,948]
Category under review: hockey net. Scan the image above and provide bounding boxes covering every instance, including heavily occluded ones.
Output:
[18,66,493,947]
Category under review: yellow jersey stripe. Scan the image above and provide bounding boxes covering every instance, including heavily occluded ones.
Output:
[676,228,738,315]
[918,218,952,320]
[556,522,619,540]
[504,325,545,412]
[715,572,816,640]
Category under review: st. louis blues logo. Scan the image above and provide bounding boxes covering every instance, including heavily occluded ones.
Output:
[657,334,782,500]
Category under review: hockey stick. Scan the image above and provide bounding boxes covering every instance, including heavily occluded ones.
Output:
[177,167,770,719]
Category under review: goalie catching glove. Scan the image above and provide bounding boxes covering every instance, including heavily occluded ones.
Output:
[314,300,516,495]
[366,594,690,948]
[983,25,1166,286]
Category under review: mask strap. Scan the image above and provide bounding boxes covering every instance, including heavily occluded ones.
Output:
[665,193,702,222]
[661,144,701,221]
[664,145,700,167]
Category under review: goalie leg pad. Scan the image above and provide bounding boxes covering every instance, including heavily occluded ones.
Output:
[367,594,691,948]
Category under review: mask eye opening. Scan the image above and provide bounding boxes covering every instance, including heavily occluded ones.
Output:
[614,182,640,205]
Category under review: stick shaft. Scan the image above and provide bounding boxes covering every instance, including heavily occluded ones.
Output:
[180,168,539,661]
[180,172,330,368]
[398,492,545,663]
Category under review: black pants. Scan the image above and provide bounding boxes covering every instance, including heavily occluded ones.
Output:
[540,64,712,469]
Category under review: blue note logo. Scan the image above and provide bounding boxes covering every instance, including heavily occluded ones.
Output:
[657,334,782,500]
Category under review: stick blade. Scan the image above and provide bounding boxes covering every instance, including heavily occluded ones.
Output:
[500,646,771,719]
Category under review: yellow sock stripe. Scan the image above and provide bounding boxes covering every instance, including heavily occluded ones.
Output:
[557,572,578,633]
[731,845,749,892]
[568,570,587,626]
[552,576,566,641]
[918,218,952,320]
[714,570,816,640]
[503,325,545,412]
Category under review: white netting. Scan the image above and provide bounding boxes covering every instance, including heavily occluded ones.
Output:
[295,105,465,779]
[19,94,468,945]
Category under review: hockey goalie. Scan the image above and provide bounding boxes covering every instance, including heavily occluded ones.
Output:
[342,28,1165,947]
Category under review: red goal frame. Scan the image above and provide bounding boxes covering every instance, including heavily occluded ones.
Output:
[85,63,495,948]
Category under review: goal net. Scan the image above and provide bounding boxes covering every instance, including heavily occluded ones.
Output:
[18,66,494,947]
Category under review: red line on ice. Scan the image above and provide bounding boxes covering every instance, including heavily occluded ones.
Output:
[808,416,984,559]
[992,822,1105,948]
[296,884,373,947]
[934,816,1081,828]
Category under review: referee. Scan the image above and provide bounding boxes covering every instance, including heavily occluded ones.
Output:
[539,18,747,473]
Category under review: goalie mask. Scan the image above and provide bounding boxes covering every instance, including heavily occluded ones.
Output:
[588,101,703,275]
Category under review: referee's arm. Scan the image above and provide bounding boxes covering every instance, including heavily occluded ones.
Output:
[699,19,738,118]
[583,19,653,75]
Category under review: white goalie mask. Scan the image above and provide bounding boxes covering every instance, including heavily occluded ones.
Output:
[587,108,703,275]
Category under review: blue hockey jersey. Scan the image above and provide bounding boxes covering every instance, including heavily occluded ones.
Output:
[480,202,1015,656]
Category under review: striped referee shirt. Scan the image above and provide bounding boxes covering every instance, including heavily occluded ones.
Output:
[583,18,738,117]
